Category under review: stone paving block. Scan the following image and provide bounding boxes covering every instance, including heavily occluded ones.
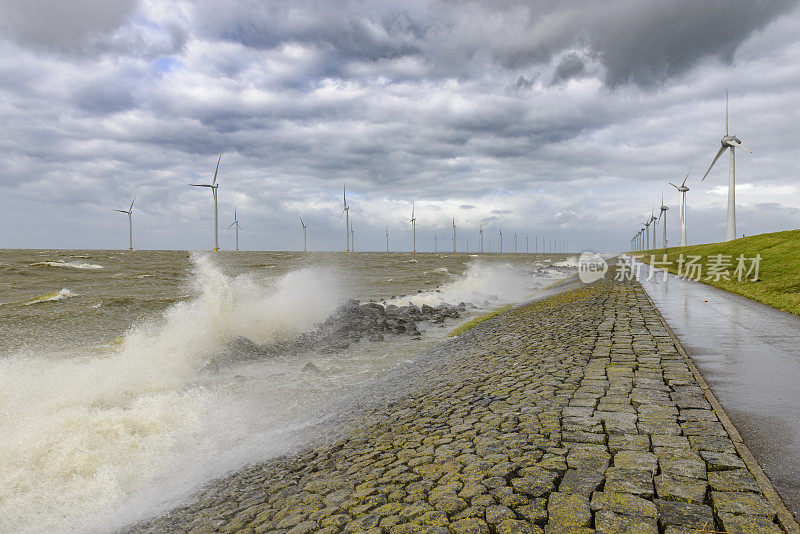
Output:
[700,451,746,472]
[566,448,610,472]
[658,458,706,479]
[607,434,650,453]
[546,493,591,527]
[653,474,707,504]
[717,512,782,534]
[650,435,689,449]
[594,509,658,534]
[496,519,544,534]
[654,499,715,530]
[603,468,653,498]
[450,518,491,534]
[710,490,776,518]
[557,469,605,496]
[590,492,657,518]
[707,468,760,493]
[688,435,736,454]
[613,451,657,474]
[511,471,558,498]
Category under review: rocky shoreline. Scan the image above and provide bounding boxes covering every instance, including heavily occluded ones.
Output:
[128,276,784,534]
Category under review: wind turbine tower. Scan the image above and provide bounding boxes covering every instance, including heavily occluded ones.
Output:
[479,220,484,254]
[452,215,456,253]
[114,196,136,251]
[410,202,416,253]
[300,217,308,252]
[385,227,389,252]
[669,165,692,247]
[701,90,752,241]
[514,229,518,253]
[339,184,350,252]
[499,229,503,254]
[190,154,222,251]
[228,206,240,251]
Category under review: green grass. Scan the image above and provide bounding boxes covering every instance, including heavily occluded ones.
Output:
[634,228,800,316]
[447,305,512,337]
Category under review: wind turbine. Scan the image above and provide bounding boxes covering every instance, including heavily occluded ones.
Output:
[350,221,355,252]
[526,235,529,253]
[499,229,503,254]
[114,196,136,251]
[649,207,658,250]
[300,217,308,252]
[658,191,669,249]
[190,154,222,251]
[410,202,416,253]
[385,227,389,252]
[434,233,438,253]
[669,165,692,247]
[643,216,652,250]
[514,229,518,253]
[701,90,752,241]
[227,206,240,251]
[479,220,484,253]
[339,184,349,252]
[452,215,456,253]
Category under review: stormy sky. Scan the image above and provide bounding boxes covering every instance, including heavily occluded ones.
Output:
[1,0,799,252]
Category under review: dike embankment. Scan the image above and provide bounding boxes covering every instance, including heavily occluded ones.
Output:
[129,276,792,534]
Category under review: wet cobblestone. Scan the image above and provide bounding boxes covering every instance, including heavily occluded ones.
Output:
[128,278,783,533]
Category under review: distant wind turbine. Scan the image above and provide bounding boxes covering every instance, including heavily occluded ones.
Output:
[525,235,529,253]
[514,229,518,253]
[649,207,658,250]
[452,215,456,253]
[499,229,503,254]
[479,220,484,254]
[669,165,692,247]
[410,202,416,253]
[643,216,652,250]
[385,227,389,252]
[658,191,669,249]
[114,196,136,251]
[434,233,438,253]
[701,90,752,241]
[350,221,355,252]
[227,206,240,251]
[300,217,308,252]
[190,154,222,251]
[339,184,350,252]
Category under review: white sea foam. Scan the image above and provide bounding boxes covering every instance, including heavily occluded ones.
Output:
[22,288,78,305]
[0,254,346,533]
[32,260,104,270]
[384,260,560,309]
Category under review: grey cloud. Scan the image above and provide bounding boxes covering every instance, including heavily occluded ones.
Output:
[0,0,138,53]
[552,53,586,84]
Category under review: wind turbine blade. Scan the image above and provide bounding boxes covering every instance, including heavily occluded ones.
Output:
[338,209,345,222]
[190,184,213,188]
[300,217,304,227]
[212,155,222,185]
[681,164,693,186]
[129,196,136,211]
[701,145,728,181]
[228,221,236,229]
[669,183,680,190]
[727,140,752,153]
[725,89,729,136]
[114,209,127,213]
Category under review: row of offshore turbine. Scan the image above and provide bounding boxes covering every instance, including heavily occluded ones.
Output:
[631,90,751,251]
[115,164,567,253]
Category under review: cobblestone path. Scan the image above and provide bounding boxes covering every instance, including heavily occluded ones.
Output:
[131,279,784,534]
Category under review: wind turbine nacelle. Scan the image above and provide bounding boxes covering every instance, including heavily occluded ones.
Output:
[722,135,740,145]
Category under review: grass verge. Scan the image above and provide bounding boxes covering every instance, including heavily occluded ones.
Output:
[447,305,512,337]
[635,228,800,316]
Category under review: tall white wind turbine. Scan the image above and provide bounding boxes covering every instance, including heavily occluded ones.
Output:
[190,155,222,251]
[339,184,350,252]
[385,227,389,252]
[350,221,355,252]
[227,206,240,251]
[658,191,668,249]
[410,202,416,253]
[669,165,692,247]
[514,229,518,254]
[479,219,484,254]
[300,217,308,252]
[701,90,752,241]
[499,229,503,254]
[114,196,136,251]
[649,208,658,250]
[643,217,652,250]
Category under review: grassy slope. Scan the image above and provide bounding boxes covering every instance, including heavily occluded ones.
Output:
[635,228,800,316]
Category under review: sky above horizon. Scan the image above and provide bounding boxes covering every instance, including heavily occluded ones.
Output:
[1,0,800,252]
